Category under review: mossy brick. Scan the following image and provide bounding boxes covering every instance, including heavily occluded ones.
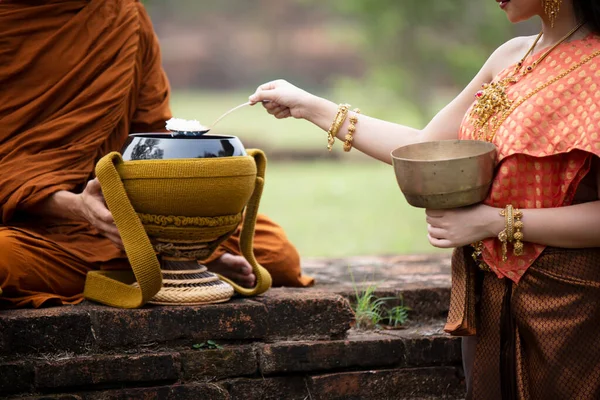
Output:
[399,287,451,319]
[307,367,466,400]
[253,289,354,340]
[223,377,309,400]
[34,353,179,389]
[404,336,462,366]
[0,361,34,395]
[86,300,267,349]
[181,345,257,380]
[258,333,405,374]
[0,307,94,355]
[13,384,229,400]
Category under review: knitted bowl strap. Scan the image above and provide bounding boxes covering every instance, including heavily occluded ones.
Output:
[217,149,272,296]
[83,152,162,308]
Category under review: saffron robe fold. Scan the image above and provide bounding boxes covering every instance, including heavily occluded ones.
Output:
[0,0,312,308]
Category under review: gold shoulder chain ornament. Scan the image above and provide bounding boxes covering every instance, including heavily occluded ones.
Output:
[469,22,584,142]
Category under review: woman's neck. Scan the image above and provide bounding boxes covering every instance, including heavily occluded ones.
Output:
[539,4,587,47]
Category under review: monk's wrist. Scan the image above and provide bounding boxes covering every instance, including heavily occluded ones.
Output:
[30,190,83,221]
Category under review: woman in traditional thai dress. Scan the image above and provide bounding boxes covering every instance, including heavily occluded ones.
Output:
[250,0,600,398]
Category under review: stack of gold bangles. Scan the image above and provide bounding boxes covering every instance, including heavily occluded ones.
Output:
[327,103,361,152]
[472,204,524,269]
[498,204,524,261]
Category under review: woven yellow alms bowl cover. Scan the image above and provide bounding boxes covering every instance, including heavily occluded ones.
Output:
[83,149,272,309]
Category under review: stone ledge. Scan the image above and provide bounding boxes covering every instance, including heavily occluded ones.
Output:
[1,254,459,399]
[258,326,460,375]
[253,289,354,340]
[301,253,452,291]
[34,353,180,390]
[0,322,459,396]
[11,366,464,400]
[13,383,230,400]
[181,345,257,380]
[302,253,452,319]
[306,367,465,400]
[0,290,352,357]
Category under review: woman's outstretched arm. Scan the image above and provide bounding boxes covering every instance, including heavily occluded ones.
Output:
[248,44,516,163]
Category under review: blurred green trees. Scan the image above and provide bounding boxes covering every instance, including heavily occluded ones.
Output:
[314,0,529,117]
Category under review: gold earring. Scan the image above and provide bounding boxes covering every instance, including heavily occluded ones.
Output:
[544,0,562,28]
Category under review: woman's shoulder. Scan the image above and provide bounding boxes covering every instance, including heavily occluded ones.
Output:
[486,35,539,77]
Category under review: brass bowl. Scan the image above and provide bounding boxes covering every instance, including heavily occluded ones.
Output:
[391,140,497,209]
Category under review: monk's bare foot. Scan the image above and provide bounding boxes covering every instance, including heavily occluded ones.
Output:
[206,253,256,288]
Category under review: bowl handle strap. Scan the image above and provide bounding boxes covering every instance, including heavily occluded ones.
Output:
[83,152,162,308]
[218,149,273,296]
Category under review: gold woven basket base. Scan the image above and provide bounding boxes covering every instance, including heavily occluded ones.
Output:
[132,259,234,306]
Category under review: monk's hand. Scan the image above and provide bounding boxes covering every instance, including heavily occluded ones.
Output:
[249,79,316,120]
[425,204,503,249]
[78,178,124,249]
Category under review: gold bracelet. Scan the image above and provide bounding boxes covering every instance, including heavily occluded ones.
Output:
[505,205,515,242]
[498,205,515,262]
[327,104,350,152]
[343,108,360,152]
[513,209,524,256]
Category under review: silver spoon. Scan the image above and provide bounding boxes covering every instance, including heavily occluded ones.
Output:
[168,101,268,136]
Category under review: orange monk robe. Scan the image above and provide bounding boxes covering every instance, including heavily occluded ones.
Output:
[0,0,312,309]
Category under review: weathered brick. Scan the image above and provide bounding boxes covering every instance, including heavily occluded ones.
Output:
[34,353,179,389]
[400,287,451,320]
[259,333,405,374]
[15,384,229,400]
[254,289,354,340]
[87,300,267,349]
[307,367,465,400]
[404,336,462,366]
[223,377,309,400]
[0,361,34,395]
[15,396,81,400]
[83,383,229,400]
[0,307,94,356]
[181,345,257,380]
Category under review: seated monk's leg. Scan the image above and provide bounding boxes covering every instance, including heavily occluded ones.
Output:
[204,213,314,288]
[0,227,93,308]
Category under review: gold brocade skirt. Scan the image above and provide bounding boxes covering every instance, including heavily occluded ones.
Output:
[446,247,600,400]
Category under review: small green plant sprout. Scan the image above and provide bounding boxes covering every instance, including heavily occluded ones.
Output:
[349,267,410,330]
[192,340,223,350]
[385,298,410,328]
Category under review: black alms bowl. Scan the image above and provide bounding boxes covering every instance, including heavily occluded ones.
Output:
[121,133,247,161]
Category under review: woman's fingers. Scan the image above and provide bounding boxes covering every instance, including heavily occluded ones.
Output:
[250,81,283,104]
[427,224,447,239]
[425,209,444,218]
[268,105,286,116]
[427,233,453,249]
[263,101,279,111]
[275,109,291,119]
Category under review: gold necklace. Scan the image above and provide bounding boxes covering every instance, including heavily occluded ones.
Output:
[470,22,585,142]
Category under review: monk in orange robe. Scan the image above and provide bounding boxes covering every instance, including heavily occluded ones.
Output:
[0,0,313,309]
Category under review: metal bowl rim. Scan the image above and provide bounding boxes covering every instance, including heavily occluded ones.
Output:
[390,139,497,163]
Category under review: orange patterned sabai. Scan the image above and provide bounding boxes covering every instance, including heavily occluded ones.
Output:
[460,33,600,282]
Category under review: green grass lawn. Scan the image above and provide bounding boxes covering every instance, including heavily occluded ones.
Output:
[258,160,446,257]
